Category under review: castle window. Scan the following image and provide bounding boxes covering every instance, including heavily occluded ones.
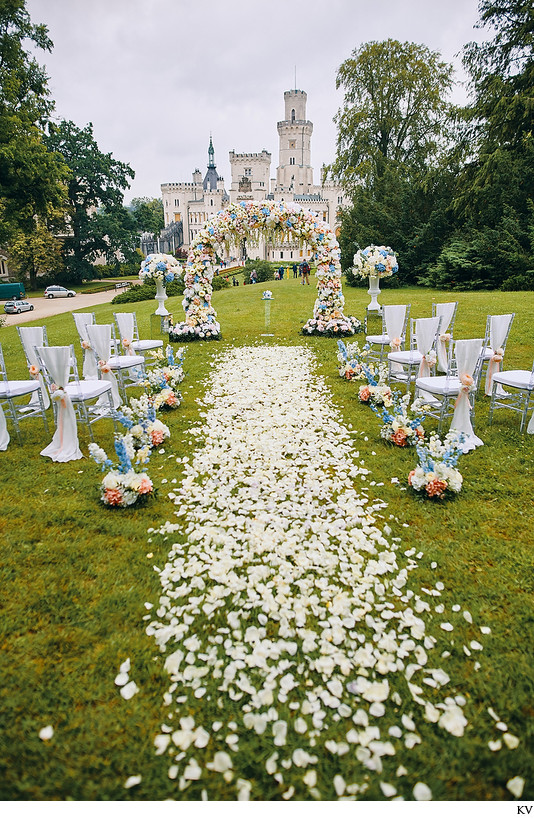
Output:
[244,167,252,177]
[289,157,295,165]
[289,140,296,149]
[291,109,295,122]
[174,198,179,206]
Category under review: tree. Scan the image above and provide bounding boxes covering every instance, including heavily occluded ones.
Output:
[44,120,136,283]
[9,206,66,288]
[330,40,454,191]
[129,197,164,237]
[0,0,67,244]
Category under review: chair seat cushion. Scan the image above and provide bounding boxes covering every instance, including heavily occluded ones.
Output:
[0,380,41,398]
[109,355,145,369]
[132,340,163,351]
[66,381,113,401]
[366,334,389,345]
[492,370,534,390]
[388,351,422,364]
[415,375,461,395]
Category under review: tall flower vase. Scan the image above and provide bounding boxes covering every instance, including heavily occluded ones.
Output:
[367,274,381,311]
[154,279,169,316]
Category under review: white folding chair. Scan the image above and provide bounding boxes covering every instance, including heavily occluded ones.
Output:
[489,360,534,434]
[0,342,49,445]
[365,304,410,363]
[17,325,51,411]
[480,313,515,396]
[114,312,163,355]
[86,324,146,406]
[388,315,442,391]
[35,344,117,443]
[415,338,487,449]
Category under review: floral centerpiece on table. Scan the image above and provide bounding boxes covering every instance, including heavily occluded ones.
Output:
[89,435,154,508]
[262,290,273,299]
[372,392,427,447]
[358,362,393,407]
[139,253,182,284]
[353,245,398,279]
[337,339,371,381]
[408,432,465,499]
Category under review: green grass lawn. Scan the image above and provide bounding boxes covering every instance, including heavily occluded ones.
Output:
[0,279,532,801]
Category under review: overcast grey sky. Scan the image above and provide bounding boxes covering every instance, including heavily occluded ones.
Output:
[26,0,486,204]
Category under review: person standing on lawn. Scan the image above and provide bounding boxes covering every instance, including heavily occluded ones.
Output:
[300,259,310,285]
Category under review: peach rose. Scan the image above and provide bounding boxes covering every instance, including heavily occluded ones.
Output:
[426,479,448,498]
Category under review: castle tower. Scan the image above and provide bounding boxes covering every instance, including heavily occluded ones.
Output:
[229,149,271,202]
[275,89,314,194]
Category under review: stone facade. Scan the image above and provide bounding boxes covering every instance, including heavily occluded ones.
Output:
[161,89,345,257]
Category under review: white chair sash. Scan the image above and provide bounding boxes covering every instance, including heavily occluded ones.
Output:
[37,346,82,462]
[385,305,406,374]
[116,313,136,356]
[416,317,440,379]
[74,313,98,379]
[450,339,484,453]
[485,314,513,396]
[0,404,9,450]
[436,303,456,373]
[18,326,51,409]
[86,325,121,409]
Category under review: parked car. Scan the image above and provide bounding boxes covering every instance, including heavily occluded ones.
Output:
[4,300,34,314]
[44,285,76,298]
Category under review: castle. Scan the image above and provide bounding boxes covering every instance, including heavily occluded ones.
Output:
[160,89,345,262]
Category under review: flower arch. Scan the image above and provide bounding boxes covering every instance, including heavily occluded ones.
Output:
[169,200,360,340]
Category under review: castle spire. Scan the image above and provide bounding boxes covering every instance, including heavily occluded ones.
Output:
[208,134,216,168]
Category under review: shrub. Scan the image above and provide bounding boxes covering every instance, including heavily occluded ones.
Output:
[244,259,275,283]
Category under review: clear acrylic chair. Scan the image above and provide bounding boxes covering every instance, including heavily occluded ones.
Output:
[114,312,163,355]
[16,325,51,411]
[432,302,458,372]
[35,344,117,442]
[365,304,410,363]
[488,359,534,433]
[415,337,487,438]
[73,312,98,379]
[0,342,49,444]
[86,324,146,405]
[480,313,515,395]
[388,315,442,392]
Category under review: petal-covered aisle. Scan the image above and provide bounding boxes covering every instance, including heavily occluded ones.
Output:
[146,345,515,800]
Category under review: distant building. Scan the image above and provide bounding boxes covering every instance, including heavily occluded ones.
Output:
[161,89,345,259]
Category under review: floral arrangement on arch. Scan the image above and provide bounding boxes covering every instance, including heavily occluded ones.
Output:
[167,200,359,339]
[139,253,182,284]
[408,432,464,500]
[89,435,154,508]
[337,339,371,381]
[353,246,398,280]
[372,392,427,447]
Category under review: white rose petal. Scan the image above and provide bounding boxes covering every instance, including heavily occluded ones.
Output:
[120,681,139,700]
[39,725,54,741]
[413,782,432,801]
[506,776,525,798]
[124,775,142,789]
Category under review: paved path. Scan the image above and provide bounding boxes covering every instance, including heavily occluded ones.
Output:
[2,288,124,327]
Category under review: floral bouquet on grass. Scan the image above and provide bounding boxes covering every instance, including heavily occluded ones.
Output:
[353,245,398,279]
[337,339,370,381]
[358,362,393,407]
[89,435,154,508]
[139,253,181,284]
[141,345,184,411]
[116,401,170,450]
[372,392,427,447]
[262,290,273,299]
[408,432,465,500]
